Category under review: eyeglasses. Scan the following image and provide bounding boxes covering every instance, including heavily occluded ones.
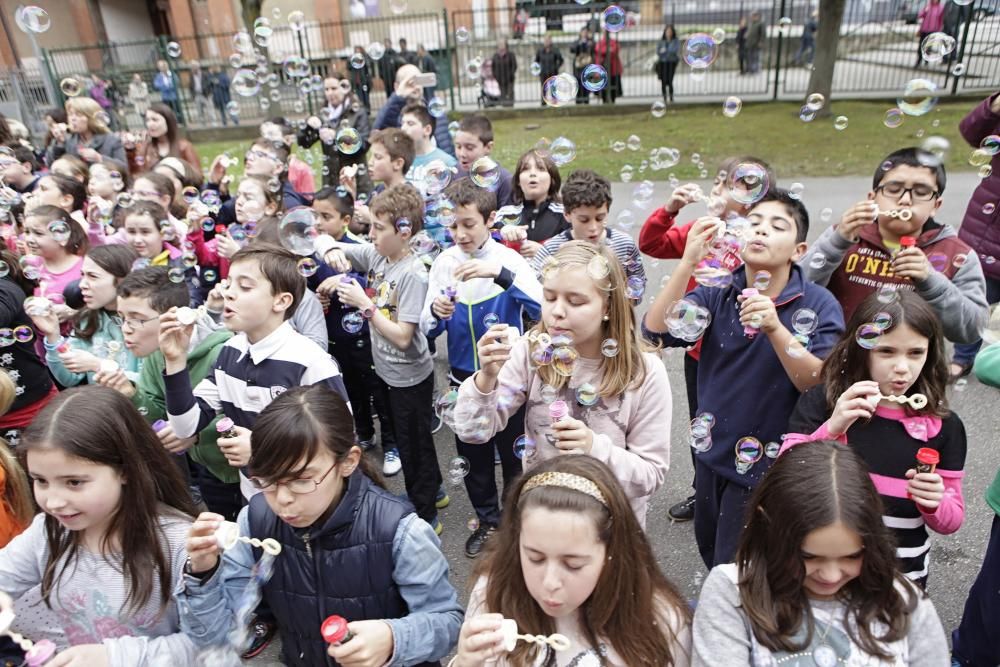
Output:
[249,460,338,494]
[875,181,938,202]
[112,314,158,330]
[245,149,277,162]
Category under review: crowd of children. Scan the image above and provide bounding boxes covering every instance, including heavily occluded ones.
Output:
[0,77,992,667]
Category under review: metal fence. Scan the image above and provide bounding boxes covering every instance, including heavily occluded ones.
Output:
[29,0,1000,130]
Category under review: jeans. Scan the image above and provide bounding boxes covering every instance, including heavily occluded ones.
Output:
[951,276,1000,367]
[380,372,441,523]
[952,514,1000,666]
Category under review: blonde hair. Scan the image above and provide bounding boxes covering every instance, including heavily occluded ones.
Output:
[532,241,649,398]
[65,97,110,135]
[0,371,34,529]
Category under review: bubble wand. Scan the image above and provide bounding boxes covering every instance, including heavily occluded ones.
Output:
[873,392,928,410]
[213,520,283,557]
[874,207,913,222]
[0,593,57,666]
[499,618,571,653]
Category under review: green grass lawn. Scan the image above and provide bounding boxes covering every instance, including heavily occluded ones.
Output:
[193,97,986,184]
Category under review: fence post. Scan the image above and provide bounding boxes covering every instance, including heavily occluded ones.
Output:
[950,5,974,96]
[296,28,313,116]
[443,8,457,112]
[39,48,62,108]
[772,0,787,100]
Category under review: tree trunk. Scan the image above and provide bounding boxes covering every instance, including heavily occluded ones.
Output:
[805,0,847,118]
[241,0,263,33]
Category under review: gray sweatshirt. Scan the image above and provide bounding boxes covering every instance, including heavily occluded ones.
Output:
[692,565,950,667]
[0,512,196,666]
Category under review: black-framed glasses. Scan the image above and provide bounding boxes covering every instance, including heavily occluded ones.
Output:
[875,181,938,202]
[249,460,338,495]
[245,148,277,163]
[112,314,158,330]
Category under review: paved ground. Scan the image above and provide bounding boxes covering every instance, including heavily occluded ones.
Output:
[246,171,995,664]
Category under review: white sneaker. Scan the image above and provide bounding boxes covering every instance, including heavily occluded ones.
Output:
[383,448,402,476]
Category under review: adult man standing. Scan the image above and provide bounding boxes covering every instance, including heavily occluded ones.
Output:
[188,60,214,124]
[534,35,563,105]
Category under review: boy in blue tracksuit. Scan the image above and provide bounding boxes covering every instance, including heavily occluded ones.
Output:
[308,186,395,457]
[642,189,845,568]
[421,177,542,558]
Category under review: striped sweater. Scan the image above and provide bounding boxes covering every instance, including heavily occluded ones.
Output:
[784,384,967,582]
[530,227,646,287]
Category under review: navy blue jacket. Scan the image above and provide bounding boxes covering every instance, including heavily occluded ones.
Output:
[306,232,370,346]
[249,473,439,666]
[642,265,845,486]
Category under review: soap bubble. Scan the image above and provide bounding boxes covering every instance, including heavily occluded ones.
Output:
[666,299,712,342]
[168,267,185,283]
[898,78,939,116]
[551,346,578,377]
[428,97,446,118]
[297,258,318,277]
[626,134,641,151]
[278,207,319,256]
[684,33,719,69]
[856,323,882,350]
[539,383,559,404]
[48,220,71,244]
[339,311,364,335]
[752,271,771,291]
[600,338,619,357]
[542,73,578,106]
[335,128,363,154]
[366,42,386,60]
[232,69,261,97]
[60,77,83,97]
[726,162,769,205]
[530,62,542,77]
[791,308,818,335]
[651,100,666,118]
[470,157,500,190]
[0,261,8,278]
[602,5,626,32]
[884,108,904,128]
[288,10,306,31]
[873,311,893,331]
[349,52,366,69]
[581,64,608,92]
[513,435,537,460]
[722,96,742,117]
[876,284,900,303]
[805,93,825,110]
[808,254,828,270]
[447,456,470,484]
[482,312,500,328]
[799,105,817,123]
[625,275,646,300]
[166,42,182,59]
[15,6,51,33]
[920,32,956,64]
[12,325,32,344]
[575,383,599,407]
[735,436,763,465]
[712,27,726,43]
[834,116,849,131]
[455,26,470,43]
[788,182,805,200]
[550,137,576,167]
[984,203,996,215]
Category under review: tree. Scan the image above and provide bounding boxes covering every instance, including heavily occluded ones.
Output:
[805,0,847,117]
[241,0,263,33]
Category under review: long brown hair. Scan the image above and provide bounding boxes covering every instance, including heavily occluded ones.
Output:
[822,290,949,417]
[736,440,919,658]
[145,103,181,156]
[475,456,690,666]
[533,241,649,398]
[73,244,138,341]
[20,386,196,616]
[0,371,33,531]
[511,149,562,205]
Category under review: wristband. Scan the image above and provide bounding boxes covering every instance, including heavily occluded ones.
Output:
[184,556,220,582]
[361,305,375,319]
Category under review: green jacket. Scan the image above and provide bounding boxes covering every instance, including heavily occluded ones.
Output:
[973,342,1000,516]
[132,329,236,483]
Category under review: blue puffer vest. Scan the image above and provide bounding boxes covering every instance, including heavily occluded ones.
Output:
[249,472,440,666]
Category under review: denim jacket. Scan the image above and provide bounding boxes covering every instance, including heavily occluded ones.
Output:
[174,503,463,666]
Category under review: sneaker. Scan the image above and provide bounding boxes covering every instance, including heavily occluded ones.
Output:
[465,524,496,558]
[494,447,500,466]
[431,413,443,434]
[432,518,444,535]
[668,495,696,522]
[240,619,277,659]
[435,487,450,509]
[383,448,402,476]
[358,436,376,451]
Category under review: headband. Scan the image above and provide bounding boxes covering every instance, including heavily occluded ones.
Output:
[521,471,608,508]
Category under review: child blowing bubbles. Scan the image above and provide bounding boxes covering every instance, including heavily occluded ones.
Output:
[177,385,462,667]
[0,386,198,665]
[454,456,691,666]
[455,241,671,528]
[692,440,949,666]
[783,290,966,586]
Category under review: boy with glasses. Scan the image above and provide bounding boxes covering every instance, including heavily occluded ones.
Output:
[804,147,987,346]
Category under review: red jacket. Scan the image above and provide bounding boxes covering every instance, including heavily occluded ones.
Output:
[594,36,623,76]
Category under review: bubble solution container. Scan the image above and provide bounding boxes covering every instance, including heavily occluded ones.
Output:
[321,615,355,646]
[549,400,568,424]
[216,417,238,439]
[55,339,71,354]
[741,288,759,337]
[915,448,940,474]
[152,419,167,432]
[900,236,917,249]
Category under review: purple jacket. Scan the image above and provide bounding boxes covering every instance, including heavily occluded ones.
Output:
[957,94,1000,280]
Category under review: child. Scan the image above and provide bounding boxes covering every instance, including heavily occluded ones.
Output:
[207,138,311,226]
[30,244,139,387]
[643,189,845,567]
[23,204,87,303]
[454,456,692,666]
[261,116,315,196]
[133,171,184,234]
[176,385,463,666]
[163,243,345,500]
[454,114,514,208]
[365,128,413,197]
[530,169,645,289]
[309,186,389,452]
[423,178,542,557]
[123,200,199,305]
[692,440,949,666]
[401,102,457,196]
[297,71,371,191]
[952,340,1000,666]
[111,267,240,520]
[315,183,442,530]
[0,385,198,664]
[804,147,987,349]
[455,241,671,527]
[783,290,966,585]
[0,144,39,194]
[638,157,775,522]
[0,369,33,547]
[499,148,568,261]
